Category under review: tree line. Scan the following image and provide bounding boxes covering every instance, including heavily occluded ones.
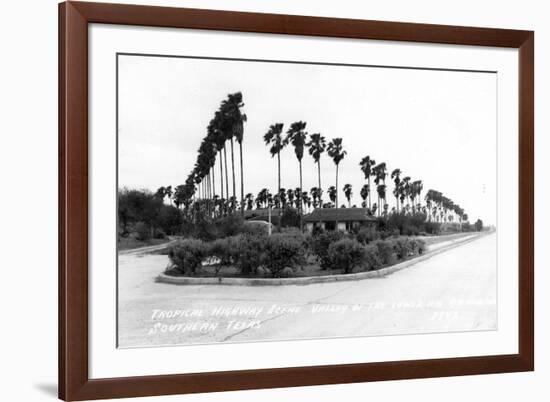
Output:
[129,91,474,232]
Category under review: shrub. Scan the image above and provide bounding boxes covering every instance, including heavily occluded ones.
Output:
[392,238,410,260]
[280,207,300,228]
[209,237,236,266]
[233,234,267,275]
[193,215,220,241]
[310,230,345,269]
[169,239,206,276]
[409,238,426,255]
[363,244,382,271]
[135,221,150,241]
[219,213,246,237]
[153,228,167,239]
[264,234,304,277]
[356,226,379,244]
[279,267,294,278]
[372,240,396,265]
[424,221,441,235]
[328,239,366,274]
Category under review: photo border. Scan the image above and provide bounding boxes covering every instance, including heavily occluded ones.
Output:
[59,1,534,400]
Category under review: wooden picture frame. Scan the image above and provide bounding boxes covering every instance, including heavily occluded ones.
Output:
[59,1,534,400]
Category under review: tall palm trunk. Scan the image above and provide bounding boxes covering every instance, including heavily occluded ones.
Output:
[299,160,303,231]
[317,160,322,205]
[368,176,372,209]
[223,146,229,210]
[335,164,339,228]
[230,138,236,202]
[239,141,244,216]
[219,150,224,208]
[395,194,399,213]
[211,166,216,216]
[277,151,282,230]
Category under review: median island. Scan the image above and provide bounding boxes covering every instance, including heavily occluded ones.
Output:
[160,213,480,281]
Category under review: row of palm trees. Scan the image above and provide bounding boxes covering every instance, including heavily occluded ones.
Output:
[171,92,247,216]
[261,125,470,223]
[163,93,469,226]
[264,121,346,229]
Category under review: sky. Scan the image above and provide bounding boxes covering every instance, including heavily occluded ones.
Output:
[118,54,497,224]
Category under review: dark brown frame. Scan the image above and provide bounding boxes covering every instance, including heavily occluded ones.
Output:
[59,1,534,400]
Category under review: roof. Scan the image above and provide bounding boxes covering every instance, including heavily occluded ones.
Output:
[303,208,377,223]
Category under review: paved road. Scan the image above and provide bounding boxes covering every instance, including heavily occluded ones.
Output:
[118,233,497,348]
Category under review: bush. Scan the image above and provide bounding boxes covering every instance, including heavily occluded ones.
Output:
[379,228,400,240]
[219,213,246,236]
[169,239,206,276]
[280,207,300,228]
[372,240,396,265]
[328,239,366,274]
[264,234,304,277]
[153,228,167,239]
[233,234,267,275]
[209,237,236,266]
[135,221,150,241]
[355,226,379,244]
[409,238,426,255]
[392,238,410,260]
[363,244,382,271]
[424,221,441,235]
[310,230,345,269]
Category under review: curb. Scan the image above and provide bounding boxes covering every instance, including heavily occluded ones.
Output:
[156,232,490,286]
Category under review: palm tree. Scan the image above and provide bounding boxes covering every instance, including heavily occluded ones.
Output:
[223,92,247,215]
[359,156,376,209]
[264,123,285,228]
[328,186,337,205]
[293,188,302,209]
[245,193,254,210]
[377,184,387,218]
[310,187,319,208]
[219,97,236,207]
[285,121,308,230]
[264,123,285,194]
[307,133,327,205]
[209,114,226,209]
[411,180,423,213]
[302,191,312,213]
[402,176,411,209]
[360,184,370,209]
[343,184,353,208]
[372,162,387,216]
[327,138,347,213]
[391,168,402,213]
[287,188,295,208]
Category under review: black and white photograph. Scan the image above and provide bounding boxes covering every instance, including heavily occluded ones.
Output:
[117,53,497,348]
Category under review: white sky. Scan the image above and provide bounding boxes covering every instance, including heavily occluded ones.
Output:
[118,54,497,224]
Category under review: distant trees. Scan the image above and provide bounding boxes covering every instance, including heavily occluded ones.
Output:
[359,156,376,210]
[475,219,483,231]
[307,133,327,205]
[118,188,183,238]
[343,183,353,208]
[327,138,347,211]
[285,121,308,230]
[126,91,484,238]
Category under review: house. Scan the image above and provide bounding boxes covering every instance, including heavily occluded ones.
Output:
[303,208,377,233]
